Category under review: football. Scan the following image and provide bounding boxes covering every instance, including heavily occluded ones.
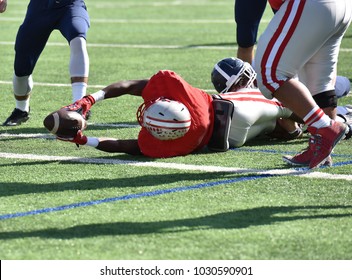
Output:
[43,108,87,138]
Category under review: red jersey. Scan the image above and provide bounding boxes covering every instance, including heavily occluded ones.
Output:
[138,70,214,158]
[269,0,285,10]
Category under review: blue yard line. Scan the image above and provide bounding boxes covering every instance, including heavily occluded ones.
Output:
[0,174,273,221]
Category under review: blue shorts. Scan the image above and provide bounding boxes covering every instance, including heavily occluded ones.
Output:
[234,0,268,48]
[14,0,90,76]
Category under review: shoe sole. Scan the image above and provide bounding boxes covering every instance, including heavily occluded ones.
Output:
[3,116,29,126]
[283,155,333,167]
[282,155,309,166]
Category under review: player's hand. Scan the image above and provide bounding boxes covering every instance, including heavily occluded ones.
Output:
[57,130,88,145]
[64,95,95,119]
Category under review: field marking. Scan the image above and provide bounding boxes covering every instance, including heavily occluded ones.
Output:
[0,151,351,180]
[0,80,106,89]
[0,80,218,93]
[0,150,351,221]
[0,174,272,221]
[0,159,351,221]
[1,41,352,52]
[0,17,239,24]
[0,41,237,50]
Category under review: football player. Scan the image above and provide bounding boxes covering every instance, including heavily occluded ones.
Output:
[211,57,304,147]
[211,58,352,153]
[254,0,352,168]
[3,0,90,126]
[59,70,215,158]
[57,58,351,161]
[234,0,350,102]
[55,60,303,158]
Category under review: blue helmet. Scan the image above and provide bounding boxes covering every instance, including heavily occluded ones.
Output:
[211,57,257,93]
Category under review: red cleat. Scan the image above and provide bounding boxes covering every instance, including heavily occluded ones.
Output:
[283,120,345,168]
[308,121,346,169]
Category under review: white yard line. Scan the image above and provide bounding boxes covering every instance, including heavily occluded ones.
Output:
[0,80,218,93]
[0,17,237,24]
[0,151,351,181]
[0,41,236,50]
[1,41,352,52]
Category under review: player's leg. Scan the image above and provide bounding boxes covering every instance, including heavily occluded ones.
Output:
[70,36,89,102]
[255,0,350,168]
[3,15,52,126]
[234,0,267,64]
[58,2,90,102]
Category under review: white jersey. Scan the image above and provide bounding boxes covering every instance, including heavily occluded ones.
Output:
[220,88,292,147]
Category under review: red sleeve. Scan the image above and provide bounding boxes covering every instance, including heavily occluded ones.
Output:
[138,70,214,158]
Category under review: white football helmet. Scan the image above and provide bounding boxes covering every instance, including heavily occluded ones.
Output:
[137,98,191,140]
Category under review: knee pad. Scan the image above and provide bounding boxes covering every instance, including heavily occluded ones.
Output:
[69,37,89,77]
[13,74,33,96]
[313,90,337,108]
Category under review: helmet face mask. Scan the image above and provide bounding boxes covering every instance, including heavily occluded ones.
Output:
[137,98,191,140]
[211,57,257,93]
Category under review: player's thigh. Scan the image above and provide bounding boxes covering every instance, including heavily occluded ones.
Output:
[14,20,52,75]
[235,0,267,47]
[58,4,90,41]
[255,0,341,96]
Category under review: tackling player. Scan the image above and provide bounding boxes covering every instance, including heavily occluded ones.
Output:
[254,0,352,168]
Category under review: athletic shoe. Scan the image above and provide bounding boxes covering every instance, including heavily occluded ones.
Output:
[283,145,313,167]
[283,151,332,167]
[308,120,346,169]
[282,135,332,167]
[3,108,30,126]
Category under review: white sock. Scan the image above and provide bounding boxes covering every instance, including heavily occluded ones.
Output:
[304,107,331,129]
[16,99,30,112]
[72,82,87,102]
[310,114,331,128]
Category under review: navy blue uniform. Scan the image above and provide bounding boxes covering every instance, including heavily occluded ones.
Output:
[234,0,268,48]
[14,0,90,76]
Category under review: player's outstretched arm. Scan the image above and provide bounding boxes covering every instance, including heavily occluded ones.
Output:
[65,79,149,117]
[102,79,149,99]
[58,130,142,155]
[96,139,142,155]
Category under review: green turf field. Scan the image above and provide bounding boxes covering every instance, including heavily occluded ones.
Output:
[0,0,351,261]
